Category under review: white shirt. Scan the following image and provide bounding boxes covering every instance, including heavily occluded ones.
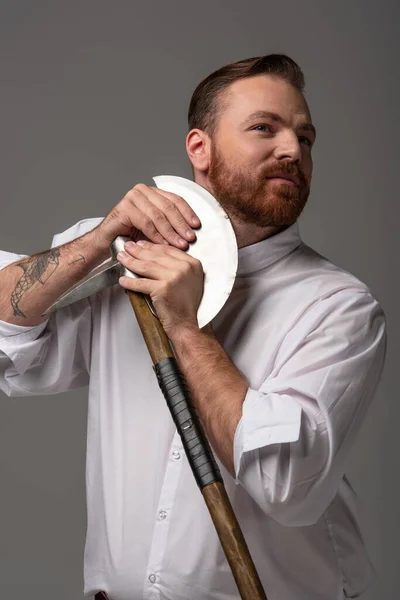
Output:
[0,218,386,600]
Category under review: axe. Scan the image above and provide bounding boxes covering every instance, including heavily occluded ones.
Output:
[44,176,268,600]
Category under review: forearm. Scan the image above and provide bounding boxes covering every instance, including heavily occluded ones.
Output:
[0,227,109,326]
[171,325,248,476]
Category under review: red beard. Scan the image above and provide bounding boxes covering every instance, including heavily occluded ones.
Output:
[207,143,310,227]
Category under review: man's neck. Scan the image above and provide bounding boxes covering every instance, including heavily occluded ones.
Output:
[228,216,287,249]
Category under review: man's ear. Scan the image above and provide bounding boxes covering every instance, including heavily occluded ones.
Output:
[186,129,211,173]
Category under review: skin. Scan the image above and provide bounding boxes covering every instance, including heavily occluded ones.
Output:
[118,74,316,475]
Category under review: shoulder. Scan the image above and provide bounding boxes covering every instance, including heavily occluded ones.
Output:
[281,242,387,342]
[274,245,387,377]
[290,242,379,301]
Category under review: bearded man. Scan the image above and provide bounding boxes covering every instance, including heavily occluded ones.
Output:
[0,54,386,600]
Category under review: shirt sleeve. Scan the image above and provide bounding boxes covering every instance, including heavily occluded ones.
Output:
[0,220,102,397]
[233,289,387,527]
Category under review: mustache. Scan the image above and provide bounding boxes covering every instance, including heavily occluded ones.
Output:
[261,162,306,185]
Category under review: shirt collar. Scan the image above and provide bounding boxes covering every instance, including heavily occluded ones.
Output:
[236,220,302,275]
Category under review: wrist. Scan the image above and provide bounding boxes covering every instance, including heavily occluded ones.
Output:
[85,227,112,264]
[169,322,215,353]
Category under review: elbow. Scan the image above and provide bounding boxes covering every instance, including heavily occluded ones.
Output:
[237,450,333,527]
[258,496,326,527]
[245,479,327,526]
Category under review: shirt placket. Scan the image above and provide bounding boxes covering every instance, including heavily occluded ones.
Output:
[142,430,183,600]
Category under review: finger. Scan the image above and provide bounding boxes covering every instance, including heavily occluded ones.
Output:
[119,275,155,295]
[133,185,193,248]
[131,188,188,249]
[151,187,201,229]
[117,251,168,281]
[125,239,193,263]
[125,198,169,246]
[125,241,202,275]
[121,244,187,277]
[145,186,199,240]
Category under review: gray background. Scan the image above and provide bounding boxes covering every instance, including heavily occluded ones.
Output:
[0,1,397,598]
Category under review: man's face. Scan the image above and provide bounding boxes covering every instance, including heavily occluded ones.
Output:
[206,75,315,227]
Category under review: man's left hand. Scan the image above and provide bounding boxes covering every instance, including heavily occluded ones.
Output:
[117,240,204,338]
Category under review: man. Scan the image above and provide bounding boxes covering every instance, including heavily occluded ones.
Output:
[0,54,386,600]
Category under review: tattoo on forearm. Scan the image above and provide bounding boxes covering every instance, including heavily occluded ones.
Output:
[69,254,85,265]
[11,248,61,317]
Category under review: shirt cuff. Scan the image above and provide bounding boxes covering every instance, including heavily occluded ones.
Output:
[0,319,49,346]
[233,387,302,482]
[0,318,50,374]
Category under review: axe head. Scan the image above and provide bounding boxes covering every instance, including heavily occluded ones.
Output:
[44,176,238,328]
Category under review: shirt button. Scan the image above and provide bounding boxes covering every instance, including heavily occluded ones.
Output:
[148,573,157,583]
[159,510,167,520]
[172,450,181,459]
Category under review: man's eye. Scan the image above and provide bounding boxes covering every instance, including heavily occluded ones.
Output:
[254,124,272,132]
[299,136,313,147]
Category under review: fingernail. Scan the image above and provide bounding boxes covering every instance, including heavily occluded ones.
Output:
[117,251,128,260]
[136,240,147,246]
[178,237,187,247]
[186,230,195,238]
[191,217,200,226]
[124,241,135,249]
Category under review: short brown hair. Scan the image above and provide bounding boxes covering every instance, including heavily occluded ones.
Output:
[188,54,305,135]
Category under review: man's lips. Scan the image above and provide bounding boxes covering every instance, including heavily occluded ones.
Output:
[266,174,300,187]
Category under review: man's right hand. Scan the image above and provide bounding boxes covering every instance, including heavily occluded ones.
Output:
[0,182,201,326]
[94,183,201,254]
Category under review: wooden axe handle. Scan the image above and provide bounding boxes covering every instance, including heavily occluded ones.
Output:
[127,290,268,600]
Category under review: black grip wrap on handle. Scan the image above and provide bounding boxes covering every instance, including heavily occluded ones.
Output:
[154,357,223,489]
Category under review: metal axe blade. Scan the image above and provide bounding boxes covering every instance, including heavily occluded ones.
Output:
[42,259,122,315]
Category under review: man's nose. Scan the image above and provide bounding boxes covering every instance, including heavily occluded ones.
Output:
[273,132,302,162]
